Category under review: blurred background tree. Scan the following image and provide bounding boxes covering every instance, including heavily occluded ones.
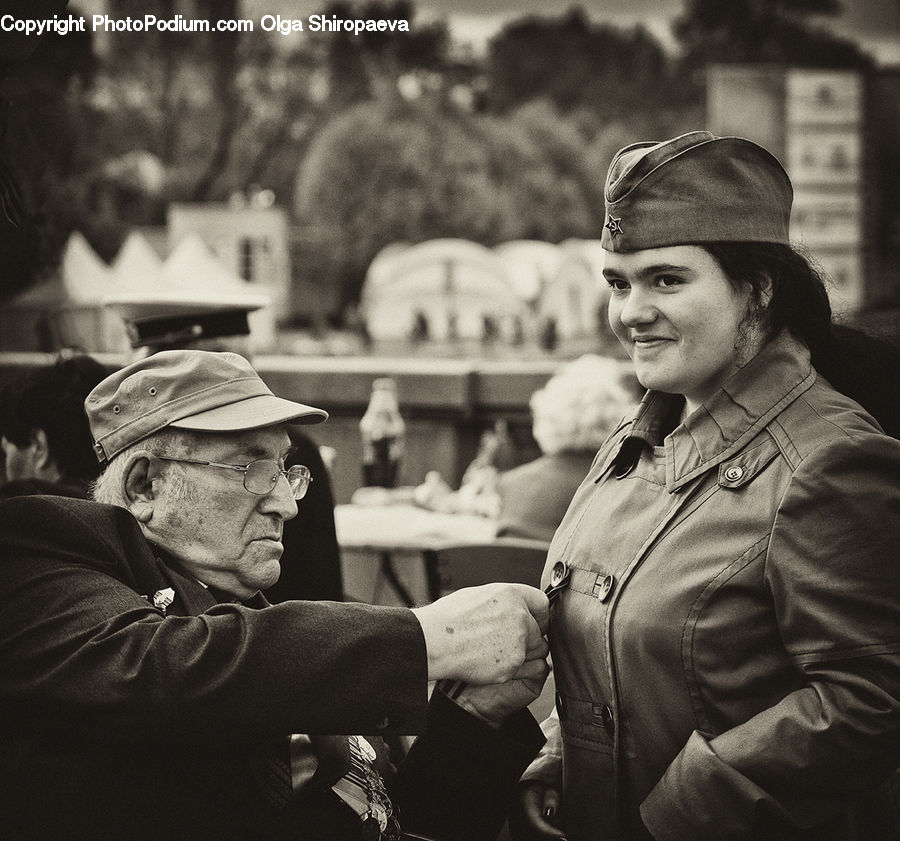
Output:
[675,0,872,71]
[0,0,94,300]
[294,96,603,313]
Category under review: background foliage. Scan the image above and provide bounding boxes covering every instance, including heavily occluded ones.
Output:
[0,0,870,316]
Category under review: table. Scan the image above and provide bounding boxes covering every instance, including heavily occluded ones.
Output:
[335,503,498,606]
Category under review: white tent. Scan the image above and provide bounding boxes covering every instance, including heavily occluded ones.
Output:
[538,239,609,340]
[0,232,121,352]
[493,240,564,303]
[60,231,115,302]
[111,230,166,295]
[99,234,275,353]
[361,238,525,342]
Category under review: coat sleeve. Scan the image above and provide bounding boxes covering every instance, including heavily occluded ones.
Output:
[391,688,546,841]
[641,433,900,840]
[0,495,428,739]
[519,707,563,788]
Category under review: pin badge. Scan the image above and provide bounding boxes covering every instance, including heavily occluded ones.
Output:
[152,587,175,615]
[605,215,624,237]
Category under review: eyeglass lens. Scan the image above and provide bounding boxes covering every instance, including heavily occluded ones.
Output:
[243,460,311,499]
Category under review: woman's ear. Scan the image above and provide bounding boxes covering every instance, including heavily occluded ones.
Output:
[123,451,157,523]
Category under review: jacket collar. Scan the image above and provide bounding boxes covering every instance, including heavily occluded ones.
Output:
[150,543,270,610]
[622,330,817,492]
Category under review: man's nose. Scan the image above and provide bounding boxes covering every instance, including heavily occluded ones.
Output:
[259,473,299,521]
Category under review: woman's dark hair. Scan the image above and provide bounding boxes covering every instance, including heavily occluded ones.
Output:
[704,242,900,439]
[0,355,108,483]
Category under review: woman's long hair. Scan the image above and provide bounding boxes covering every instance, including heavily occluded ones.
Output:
[704,242,900,438]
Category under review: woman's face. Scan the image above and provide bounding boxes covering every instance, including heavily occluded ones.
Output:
[604,245,764,412]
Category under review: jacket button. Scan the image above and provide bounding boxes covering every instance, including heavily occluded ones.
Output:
[601,704,615,738]
[724,465,744,482]
[555,691,567,719]
[550,561,568,588]
[594,573,615,602]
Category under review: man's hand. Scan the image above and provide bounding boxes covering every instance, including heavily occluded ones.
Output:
[452,654,550,727]
[411,583,549,684]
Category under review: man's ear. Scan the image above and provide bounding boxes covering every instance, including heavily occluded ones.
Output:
[757,273,774,309]
[123,451,159,523]
[29,428,50,467]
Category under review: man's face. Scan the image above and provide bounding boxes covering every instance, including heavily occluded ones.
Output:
[144,426,298,599]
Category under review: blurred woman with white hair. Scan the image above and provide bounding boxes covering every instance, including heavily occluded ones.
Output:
[496,354,640,543]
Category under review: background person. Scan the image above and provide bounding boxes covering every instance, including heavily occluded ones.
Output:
[496,354,640,543]
[0,353,108,498]
[105,293,343,602]
[512,131,900,841]
[0,348,550,841]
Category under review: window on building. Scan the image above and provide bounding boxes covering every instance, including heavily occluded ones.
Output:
[816,85,835,106]
[830,145,850,171]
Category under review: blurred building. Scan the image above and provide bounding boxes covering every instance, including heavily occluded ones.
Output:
[493,240,565,305]
[360,237,611,351]
[707,65,900,316]
[168,199,291,316]
[361,239,527,343]
[538,239,609,345]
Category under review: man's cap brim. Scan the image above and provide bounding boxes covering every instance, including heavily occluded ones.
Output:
[169,394,328,431]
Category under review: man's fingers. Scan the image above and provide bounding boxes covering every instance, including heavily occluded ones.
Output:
[542,787,560,818]
[513,656,550,683]
[514,584,550,634]
[519,782,563,838]
[525,633,550,661]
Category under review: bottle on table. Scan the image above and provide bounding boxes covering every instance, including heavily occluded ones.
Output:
[360,377,405,488]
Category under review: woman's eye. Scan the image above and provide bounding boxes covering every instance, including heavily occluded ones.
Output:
[606,278,628,291]
[657,275,682,288]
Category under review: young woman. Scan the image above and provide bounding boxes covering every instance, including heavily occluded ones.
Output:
[513,132,900,841]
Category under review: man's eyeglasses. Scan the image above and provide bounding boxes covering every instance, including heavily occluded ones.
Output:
[154,456,313,500]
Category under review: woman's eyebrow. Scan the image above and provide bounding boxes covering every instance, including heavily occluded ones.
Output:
[636,263,692,277]
[603,263,693,280]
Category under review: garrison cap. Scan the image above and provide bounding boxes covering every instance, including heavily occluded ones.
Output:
[600,131,793,252]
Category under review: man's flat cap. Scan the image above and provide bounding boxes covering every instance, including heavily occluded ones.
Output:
[86,350,327,465]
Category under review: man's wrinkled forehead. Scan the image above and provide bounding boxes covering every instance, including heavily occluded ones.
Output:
[173,424,293,460]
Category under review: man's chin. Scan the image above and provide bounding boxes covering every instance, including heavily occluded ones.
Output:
[259,558,283,589]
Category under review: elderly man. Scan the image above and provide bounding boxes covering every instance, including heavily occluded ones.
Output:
[0,350,549,841]
[104,292,343,602]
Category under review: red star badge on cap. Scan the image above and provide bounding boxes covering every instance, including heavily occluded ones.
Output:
[605,215,624,237]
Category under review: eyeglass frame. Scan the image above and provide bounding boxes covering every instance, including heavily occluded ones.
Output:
[153,455,313,500]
